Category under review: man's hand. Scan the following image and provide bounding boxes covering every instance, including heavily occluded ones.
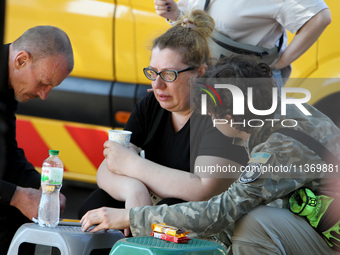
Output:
[10,186,42,220]
[59,192,67,213]
[10,186,66,220]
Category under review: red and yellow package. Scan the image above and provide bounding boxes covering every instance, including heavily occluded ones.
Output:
[151,223,191,243]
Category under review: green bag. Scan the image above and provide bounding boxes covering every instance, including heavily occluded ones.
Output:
[289,188,340,249]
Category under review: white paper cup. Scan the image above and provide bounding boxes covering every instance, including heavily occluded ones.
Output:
[108,130,132,148]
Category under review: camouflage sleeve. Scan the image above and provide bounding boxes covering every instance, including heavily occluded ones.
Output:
[129,176,309,238]
[129,133,323,238]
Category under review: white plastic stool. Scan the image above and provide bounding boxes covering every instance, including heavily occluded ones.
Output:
[7,222,124,255]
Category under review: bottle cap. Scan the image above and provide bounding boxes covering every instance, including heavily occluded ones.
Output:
[49,150,59,156]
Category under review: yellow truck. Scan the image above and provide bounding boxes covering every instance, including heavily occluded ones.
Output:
[4,0,340,183]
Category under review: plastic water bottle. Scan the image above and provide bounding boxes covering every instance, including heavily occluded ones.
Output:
[38,150,64,227]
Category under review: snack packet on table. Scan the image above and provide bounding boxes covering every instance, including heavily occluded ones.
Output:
[151,223,191,243]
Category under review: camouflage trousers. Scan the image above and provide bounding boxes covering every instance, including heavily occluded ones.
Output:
[231,205,336,255]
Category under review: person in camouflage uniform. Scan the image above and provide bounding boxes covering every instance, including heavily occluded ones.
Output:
[81,56,340,255]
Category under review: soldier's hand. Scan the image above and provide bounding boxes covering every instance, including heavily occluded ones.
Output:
[80,207,130,233]
[154,0,180,22]
[10,186,42,220]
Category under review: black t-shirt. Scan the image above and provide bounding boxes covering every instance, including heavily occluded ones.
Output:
[125,93,248,172]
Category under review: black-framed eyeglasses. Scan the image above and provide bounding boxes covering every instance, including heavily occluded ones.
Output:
[143,66,195,82]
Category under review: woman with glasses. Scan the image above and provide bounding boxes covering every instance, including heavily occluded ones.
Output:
[78,10,248,235]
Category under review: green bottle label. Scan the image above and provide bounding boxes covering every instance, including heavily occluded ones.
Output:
[41,167,63,185]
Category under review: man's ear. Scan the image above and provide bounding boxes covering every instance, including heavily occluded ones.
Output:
[14,51,30,69]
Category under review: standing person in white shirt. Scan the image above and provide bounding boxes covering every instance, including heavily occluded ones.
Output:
[154,0,331,87]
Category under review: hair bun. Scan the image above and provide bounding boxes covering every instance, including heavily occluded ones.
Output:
[181,18,197,29]
[175,10,215,39]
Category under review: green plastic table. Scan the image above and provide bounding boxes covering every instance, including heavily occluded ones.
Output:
[109,236,227,255]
